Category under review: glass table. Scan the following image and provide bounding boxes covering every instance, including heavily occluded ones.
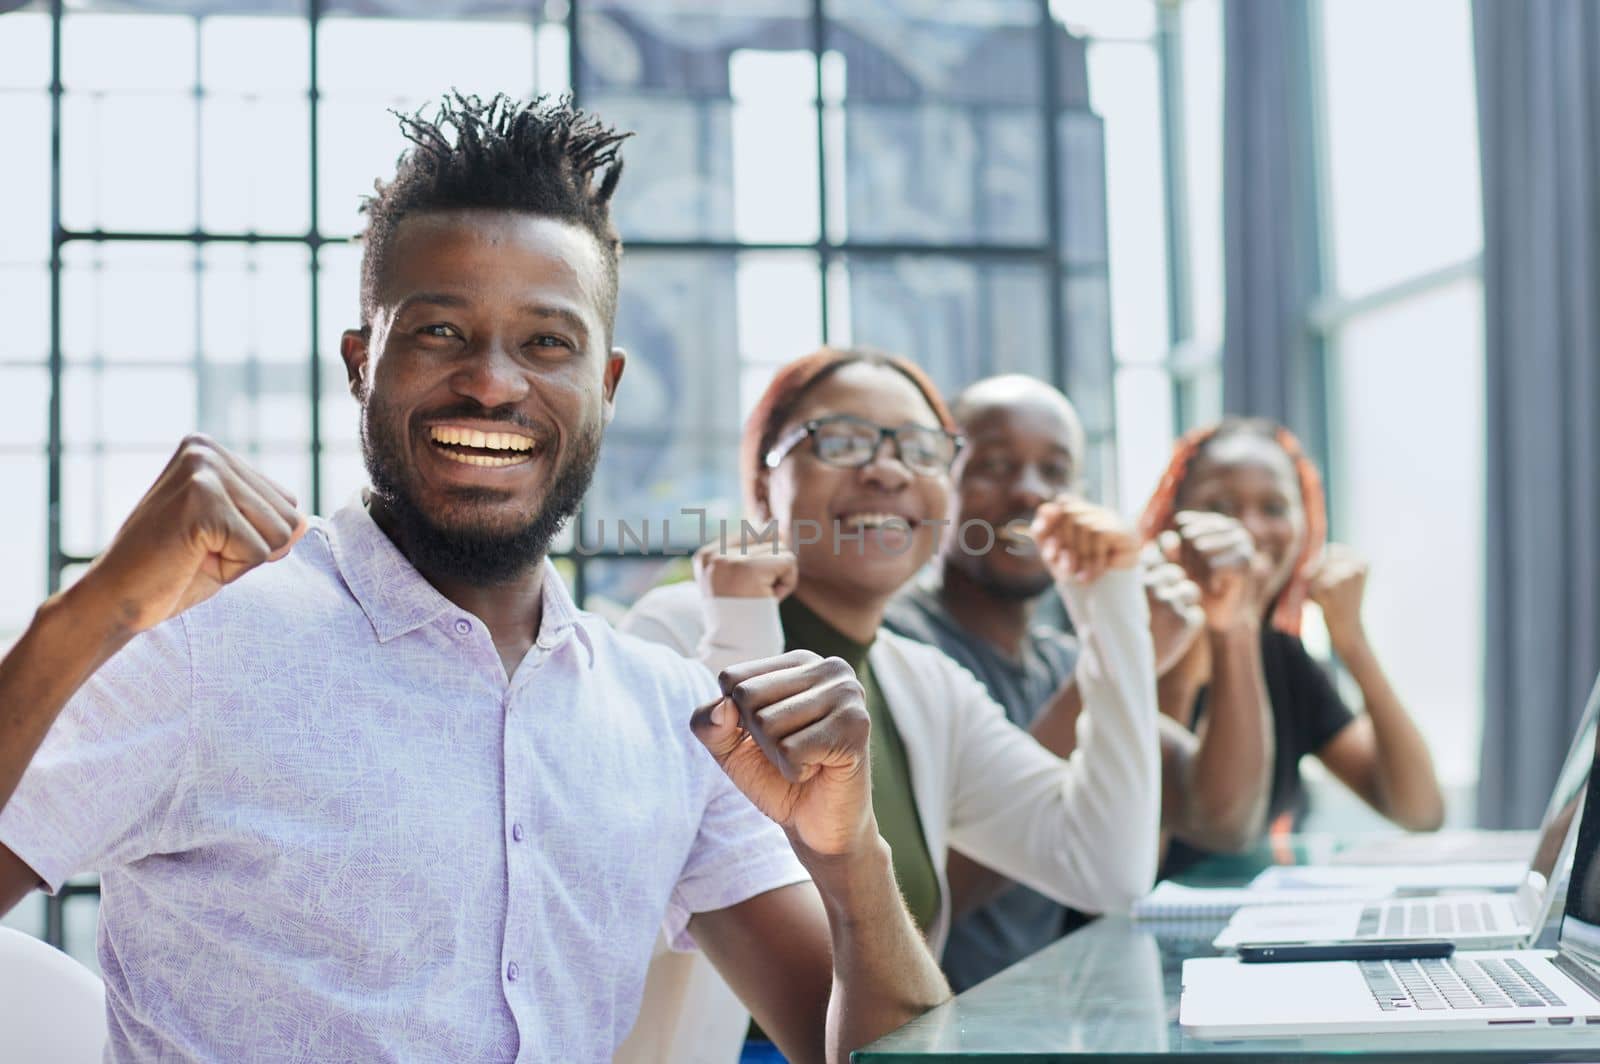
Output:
[855,834,1600,1061]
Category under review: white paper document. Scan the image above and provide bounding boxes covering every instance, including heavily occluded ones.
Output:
[1248,861,1526,894]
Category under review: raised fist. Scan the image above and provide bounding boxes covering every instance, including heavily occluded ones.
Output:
[693,536,799,601]
[1139,545,1205,676]
[80,434,307,636]
[1307,542,1369,650]
[1029,497,1140,586]
[691,651,875,858]
[1160,511,1271,632]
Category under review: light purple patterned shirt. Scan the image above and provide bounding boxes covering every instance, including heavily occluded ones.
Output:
[0,499,808,1062]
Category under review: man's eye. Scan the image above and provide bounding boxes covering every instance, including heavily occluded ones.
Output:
[419,324,459,339]
[531,335,574,350]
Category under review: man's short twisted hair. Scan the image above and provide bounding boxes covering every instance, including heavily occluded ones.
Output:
[359,92,631,333]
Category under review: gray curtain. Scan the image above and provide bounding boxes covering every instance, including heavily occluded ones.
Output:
[1475,0,1600,828]
[1221,0,1325,453]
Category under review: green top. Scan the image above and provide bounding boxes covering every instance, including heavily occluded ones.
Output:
[779,595,942,934]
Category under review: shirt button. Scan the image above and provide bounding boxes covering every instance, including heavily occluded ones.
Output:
[455,619,472,635]
[511,823,525,842]
[506,961,520,982]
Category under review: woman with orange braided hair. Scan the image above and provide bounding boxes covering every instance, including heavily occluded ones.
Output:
[1144,417,1444,871]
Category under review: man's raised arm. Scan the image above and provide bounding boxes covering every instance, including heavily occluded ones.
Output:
[0,434,305,914]
[685,651,950,1064]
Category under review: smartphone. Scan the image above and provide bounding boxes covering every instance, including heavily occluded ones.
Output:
[1236,939,1456,963]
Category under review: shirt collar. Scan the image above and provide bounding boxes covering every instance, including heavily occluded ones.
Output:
[535,557,591,663]
[529,562,595,669]
[327,497,456,643]
[326,495,592,665]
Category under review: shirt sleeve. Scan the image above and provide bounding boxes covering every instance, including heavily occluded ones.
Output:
[694,597,785,673]
[617,585,785,674]
[616,585,700,658]
[614,582,784,672]
[0,614,194,893]
[663,668,810,952]
[946,568,1161,914]
[1279,632,1358,754]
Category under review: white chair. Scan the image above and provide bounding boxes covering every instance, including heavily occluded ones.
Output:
[614,931,750,1064]
[0,926,107,1062]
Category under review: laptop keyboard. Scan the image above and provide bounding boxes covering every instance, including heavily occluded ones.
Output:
[1356,900,1504,938]
[1359,957,1567,1011]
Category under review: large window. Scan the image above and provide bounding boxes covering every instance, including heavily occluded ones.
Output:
[1054,0,1226,513]
[1308,0,1484,807]
[574,0,1122,618]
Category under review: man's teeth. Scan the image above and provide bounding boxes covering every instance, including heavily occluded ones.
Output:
[842,513,912,529]
[441,452,525,467]
[429,426,535,452]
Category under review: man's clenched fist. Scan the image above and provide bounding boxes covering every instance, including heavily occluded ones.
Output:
[690,651,875,859]
[82,434,307,636]
[1029,497,1140,586]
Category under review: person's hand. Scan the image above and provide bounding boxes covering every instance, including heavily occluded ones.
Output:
[1307,542,1369,651]
[76,434,308,636]
[1160,511,1270,632]
[691,651,875,859]
[1140,544,1205,676]
[693,535,799,600]
[1030,497,1140,586]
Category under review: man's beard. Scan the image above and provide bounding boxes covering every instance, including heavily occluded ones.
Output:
[965,513,1053,600]
[362,400,600,586]
[977,560,1054,601]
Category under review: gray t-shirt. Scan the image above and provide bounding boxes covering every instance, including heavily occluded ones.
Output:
[882,580,1086,991]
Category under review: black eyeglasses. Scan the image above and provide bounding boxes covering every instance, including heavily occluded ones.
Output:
[765,413,964,477]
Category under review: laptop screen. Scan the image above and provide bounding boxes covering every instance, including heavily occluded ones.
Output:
[1556,674,1600,958]
[1530,676,1600,886]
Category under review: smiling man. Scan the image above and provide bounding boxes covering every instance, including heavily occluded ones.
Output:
[0,94,946,1062]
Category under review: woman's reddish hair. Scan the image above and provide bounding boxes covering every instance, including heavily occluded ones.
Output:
[1137,418,1327,636]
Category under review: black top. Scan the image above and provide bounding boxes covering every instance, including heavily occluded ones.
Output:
[1163,627,1357,876]
[883,581,1088,992]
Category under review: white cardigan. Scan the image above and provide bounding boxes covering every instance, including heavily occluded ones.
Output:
[612,571,1160,1063]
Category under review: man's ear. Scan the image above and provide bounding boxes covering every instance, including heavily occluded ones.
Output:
[600,347,627,425]
[339,328,371,400]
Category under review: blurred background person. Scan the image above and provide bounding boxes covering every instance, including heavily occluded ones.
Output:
[1140,418,1445,874]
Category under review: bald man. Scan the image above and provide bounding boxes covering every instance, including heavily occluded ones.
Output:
[883,375,1273,989]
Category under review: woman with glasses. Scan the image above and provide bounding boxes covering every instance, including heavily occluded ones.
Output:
[613,347,1161,1063]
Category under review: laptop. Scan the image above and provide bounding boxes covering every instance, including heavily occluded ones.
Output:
[1213,677,1600,952]
[1181,670,1600,1039]
[1326,829,1539,867]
